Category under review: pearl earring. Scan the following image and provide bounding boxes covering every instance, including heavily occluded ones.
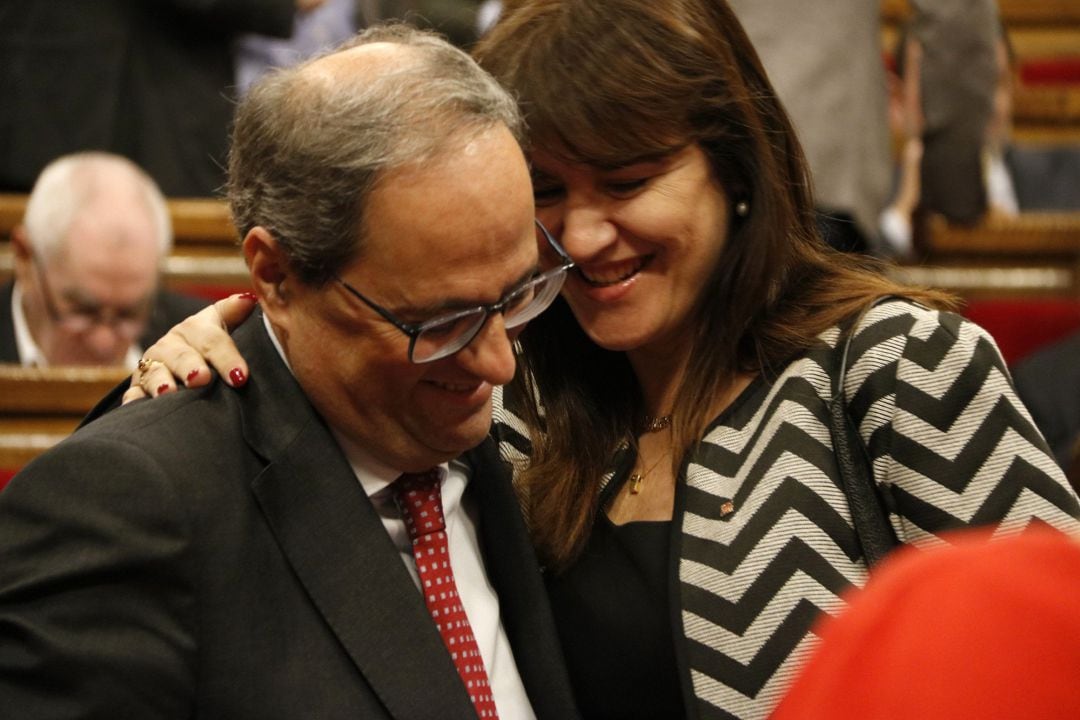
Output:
[734,200,749,217]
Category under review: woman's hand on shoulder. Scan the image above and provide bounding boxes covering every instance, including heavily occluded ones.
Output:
[123,293,258,404]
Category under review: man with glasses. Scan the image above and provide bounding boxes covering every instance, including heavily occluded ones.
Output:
[0,25,579,720]
[1,152,206,367]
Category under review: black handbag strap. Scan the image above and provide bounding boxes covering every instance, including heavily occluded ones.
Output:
[830,301,901,568]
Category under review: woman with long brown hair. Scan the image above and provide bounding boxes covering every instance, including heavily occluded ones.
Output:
[128,2,1080,717]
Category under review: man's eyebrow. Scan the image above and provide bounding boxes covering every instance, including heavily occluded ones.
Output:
[60,286,104,311]
[404,265,541,317]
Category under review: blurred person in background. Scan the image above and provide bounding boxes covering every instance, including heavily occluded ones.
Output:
[1,152,206,368]
[235,1,500,97]
[0,0,319,197]
[728,0,999,255]
[881,23,1080,259]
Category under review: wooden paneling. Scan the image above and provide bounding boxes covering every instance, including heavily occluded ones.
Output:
[887,212,1080,299]
[0,365,127,415]
[0,365,128,470]
[0,194,236,246]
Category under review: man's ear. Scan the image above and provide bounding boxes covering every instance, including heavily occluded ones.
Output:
[244,226,289,308]
[10,225,33,284]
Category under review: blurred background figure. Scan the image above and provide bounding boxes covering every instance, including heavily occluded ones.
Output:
[235,0,356,95]
[0,0,308,197]
[881,21,1080,259]
[0,152,206,368]
[692,0,999,255]
[235,1,495,95]
[1014,330,1080,494]
[771,529,1080,720]
[726,0,897,254]
[910,1,1001,227]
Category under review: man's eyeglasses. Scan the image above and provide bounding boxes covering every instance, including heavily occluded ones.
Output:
[30,253,150,340]
[336,219,574,364]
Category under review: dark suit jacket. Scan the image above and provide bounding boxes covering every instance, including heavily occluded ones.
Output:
[0,0,295,197]
[1007,144,1080,212]
[0,280,208,365]
[1014,329,1080,470]
[0,311,578,718]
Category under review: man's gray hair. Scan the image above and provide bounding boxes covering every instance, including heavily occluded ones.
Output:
[228,23,524,286]
[23,152,173,261]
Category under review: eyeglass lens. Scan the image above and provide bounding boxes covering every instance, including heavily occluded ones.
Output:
[411,266,567,363]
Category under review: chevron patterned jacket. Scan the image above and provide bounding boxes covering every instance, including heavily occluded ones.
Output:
[492,298,1080,719]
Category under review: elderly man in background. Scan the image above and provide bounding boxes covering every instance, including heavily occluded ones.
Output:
[0,152,207,368]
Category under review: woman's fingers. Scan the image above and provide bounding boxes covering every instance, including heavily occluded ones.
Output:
[177,293,257,388]
[123,292,258,404]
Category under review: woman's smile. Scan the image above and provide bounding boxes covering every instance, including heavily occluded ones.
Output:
[576,255,654,287]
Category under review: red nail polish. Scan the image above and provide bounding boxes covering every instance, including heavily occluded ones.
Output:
[237,292,258,301]
[157,384,171,396]
[185,369,200,384]
[229,368,247,386]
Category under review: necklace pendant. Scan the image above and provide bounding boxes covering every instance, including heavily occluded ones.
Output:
[628,473,644,494]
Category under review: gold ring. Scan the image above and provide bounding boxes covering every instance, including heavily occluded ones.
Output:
[137,357,162,374]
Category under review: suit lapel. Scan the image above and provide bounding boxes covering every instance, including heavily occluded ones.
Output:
[465,438,581,719]
[236,312,478,719]
[0,282,23,364]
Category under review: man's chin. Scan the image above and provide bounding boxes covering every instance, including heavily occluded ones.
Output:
[425,412,493,460]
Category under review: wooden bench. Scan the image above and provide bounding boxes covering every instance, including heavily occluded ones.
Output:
[0,364,129,487]
[888,211,1080,298]
[0,193,237,246]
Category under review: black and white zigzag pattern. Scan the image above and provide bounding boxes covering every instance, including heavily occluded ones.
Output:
[493,299,1080,719]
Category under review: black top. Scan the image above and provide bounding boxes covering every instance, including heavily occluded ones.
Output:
[546,514,685,719]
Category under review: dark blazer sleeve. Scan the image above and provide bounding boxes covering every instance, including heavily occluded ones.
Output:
[140,288,211,350]
[1013,331,1080,469]
[0,435,198,717]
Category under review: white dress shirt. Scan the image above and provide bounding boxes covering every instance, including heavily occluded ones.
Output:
[985,151,1020,216]
[264,315,535,719]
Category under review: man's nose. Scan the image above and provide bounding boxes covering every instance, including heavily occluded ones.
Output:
[453,313,517,386]
[82,323,131,363]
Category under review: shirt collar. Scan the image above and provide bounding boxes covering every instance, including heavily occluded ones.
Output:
[11,281,45,367]
[261,312,447,498]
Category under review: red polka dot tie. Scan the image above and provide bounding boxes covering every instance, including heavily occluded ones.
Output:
[393,470,500,719]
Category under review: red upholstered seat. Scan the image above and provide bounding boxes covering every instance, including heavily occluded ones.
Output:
[963,298,1080,366]
[1020,57,1080,86]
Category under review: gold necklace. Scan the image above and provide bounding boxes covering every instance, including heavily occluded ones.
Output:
[627,414,674,494]
[628,450,671,495]
[643,414,673,433]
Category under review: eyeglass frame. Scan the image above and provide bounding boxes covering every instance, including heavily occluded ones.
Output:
[335,218,574,364]
[28,250,151,339]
